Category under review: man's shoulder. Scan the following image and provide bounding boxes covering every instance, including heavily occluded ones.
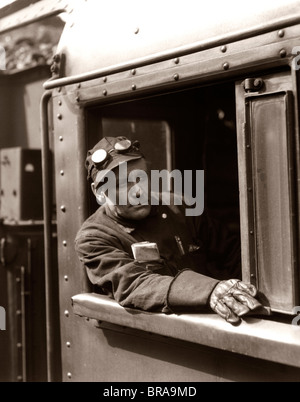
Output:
[75,206,109,239]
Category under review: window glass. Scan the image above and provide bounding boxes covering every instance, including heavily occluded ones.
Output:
[101,118,172,172]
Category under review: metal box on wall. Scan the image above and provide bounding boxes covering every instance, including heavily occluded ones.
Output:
[0,222,60,382]
[0,148,43,222]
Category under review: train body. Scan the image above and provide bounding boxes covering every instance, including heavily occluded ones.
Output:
[1,0,300,382]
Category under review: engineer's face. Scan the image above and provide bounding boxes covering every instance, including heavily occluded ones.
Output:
[105,158,152,220]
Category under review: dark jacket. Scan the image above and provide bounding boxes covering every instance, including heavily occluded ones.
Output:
[74,199,241,314]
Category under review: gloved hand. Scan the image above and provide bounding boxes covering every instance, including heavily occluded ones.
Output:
[209,279,262,324]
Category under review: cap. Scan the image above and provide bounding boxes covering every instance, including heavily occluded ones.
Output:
[85,136,143,188]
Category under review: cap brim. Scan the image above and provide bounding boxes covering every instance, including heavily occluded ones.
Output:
[94,154,142,187]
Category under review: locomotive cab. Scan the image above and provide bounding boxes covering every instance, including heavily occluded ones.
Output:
[5,0,300,382]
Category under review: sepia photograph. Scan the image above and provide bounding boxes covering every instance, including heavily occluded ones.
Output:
[0,0,300,385]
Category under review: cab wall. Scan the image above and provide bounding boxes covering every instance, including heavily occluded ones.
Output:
[51,16,300,381]
[66,318,300,382]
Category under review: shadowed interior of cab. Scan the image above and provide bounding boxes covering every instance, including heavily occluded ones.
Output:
[85,81,240,236]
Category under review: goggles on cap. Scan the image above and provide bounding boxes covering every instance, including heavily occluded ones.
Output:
[86,137,143,185]
[91,138,136,167]
[91,138,142,172]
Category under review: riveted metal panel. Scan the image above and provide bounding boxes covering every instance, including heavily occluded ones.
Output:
[47,22,300,91]
[49,24,300,102]
[52,89,90,381]
[56,0,300,79]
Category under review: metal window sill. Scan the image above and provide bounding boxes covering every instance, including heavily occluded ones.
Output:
[71,292,300,369]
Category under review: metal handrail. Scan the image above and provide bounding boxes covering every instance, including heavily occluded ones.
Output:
[40,90,55,382]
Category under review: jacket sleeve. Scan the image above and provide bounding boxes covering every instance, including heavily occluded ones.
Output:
[74,228,219,313]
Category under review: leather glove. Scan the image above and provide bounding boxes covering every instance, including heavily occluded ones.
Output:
[209,279,262,324]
